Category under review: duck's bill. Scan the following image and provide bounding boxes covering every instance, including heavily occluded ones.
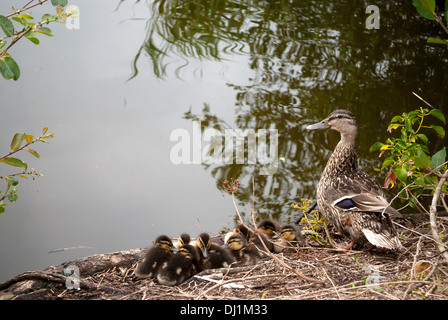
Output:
[201,247,209,258]
[306,120,328,130]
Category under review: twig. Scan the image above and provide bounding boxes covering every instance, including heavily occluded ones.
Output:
[429,169,448,264]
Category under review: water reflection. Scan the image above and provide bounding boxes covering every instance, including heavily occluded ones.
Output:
[131,0,448,222]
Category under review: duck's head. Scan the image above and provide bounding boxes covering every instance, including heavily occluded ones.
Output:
[233,224,253,239]
[225,234,247,251]
[257,219,277,236]
[196,233,211,258]
[154,235,174,251]
[280,225,297,241]
[306,109,358,140]
[178,233,191,247]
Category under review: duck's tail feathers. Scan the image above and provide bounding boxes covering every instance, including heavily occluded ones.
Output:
[362,229,403,250]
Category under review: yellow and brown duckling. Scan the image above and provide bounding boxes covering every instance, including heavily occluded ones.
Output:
[273,224,306,253]
[134,235,174,278]
[231,223,272,253]
[195,232,235,270]
[176,233,191,249]
[157,244,200,286]
[225,233,261,266]
[255,219,281,252]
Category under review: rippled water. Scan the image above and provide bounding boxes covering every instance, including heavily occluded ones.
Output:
[0,0,447,282]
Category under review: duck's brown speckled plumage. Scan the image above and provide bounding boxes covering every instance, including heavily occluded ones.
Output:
[307,109,403,250]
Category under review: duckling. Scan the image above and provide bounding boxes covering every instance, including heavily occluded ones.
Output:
[195,232,235,269]
[255,219,280,252]
[157,244,199,286]
[176,233,191,249]
[231,223,272,253]
[225,233,261,266]
[134,235,174,278]
[273,224,306,253]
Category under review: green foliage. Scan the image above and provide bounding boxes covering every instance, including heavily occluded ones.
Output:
[291,199,330,246]
[412,0,448,46]
[0,0,77,81]
[0,127,54,214]
[370,108,447,211]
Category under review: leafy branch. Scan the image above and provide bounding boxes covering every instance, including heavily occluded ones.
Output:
[370,105,446,211]
[0,0,76,80]
[0,127,54,214]
[412,0,448,45]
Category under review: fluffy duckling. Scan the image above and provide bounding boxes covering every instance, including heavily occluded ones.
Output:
[225,233,261,266]
[157,244,199,286]
[273,224,306,253]
[195,233,235,269]
[176,233,191,249]
[134,235,174,278]
[255,219,280,251]
[231,223,272,253]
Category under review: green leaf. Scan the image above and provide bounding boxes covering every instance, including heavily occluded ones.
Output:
[429,109,446,124]
[0,57,20,81]
[396,167,408,182]
[51,0,68,6]
[8,194,18,203]
[405,118,413,132]
[369,142,384,153]
[431,125,446,138]
[391,115,404,123]
[10,132,25,151]
[25,33,40,45]
[0,157,27,169]
[381,158,395,170]
[431,147,446,170]
[24,148,40,158]
[37,27,53,37]
[18,14,33,20]
[416,133,428,144]
[412,0,436,20]
[0,207,5,214]
[0,15,15,37]
[4,176,19,186]
[427,37,448,45]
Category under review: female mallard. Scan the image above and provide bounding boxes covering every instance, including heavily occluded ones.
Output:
[306,109,403,250]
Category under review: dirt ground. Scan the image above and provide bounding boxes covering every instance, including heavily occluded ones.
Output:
[1,216,447,300]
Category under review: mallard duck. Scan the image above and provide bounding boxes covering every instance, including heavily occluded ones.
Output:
[225,233,261,266]
[255,219,280,251]
[157,244,199,286]
[306,109,403,250]
[273,224,306,253]
[195,233,235,269]
[134,235,174,278]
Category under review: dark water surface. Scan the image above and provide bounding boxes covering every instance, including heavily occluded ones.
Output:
[0,0,447,282]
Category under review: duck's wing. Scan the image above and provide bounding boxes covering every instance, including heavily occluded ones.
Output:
[327,171,402,219]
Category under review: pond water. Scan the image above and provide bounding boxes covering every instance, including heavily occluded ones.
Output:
[0,0,447,282]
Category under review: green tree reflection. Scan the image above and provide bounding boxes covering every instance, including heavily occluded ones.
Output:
[131,0,448,221]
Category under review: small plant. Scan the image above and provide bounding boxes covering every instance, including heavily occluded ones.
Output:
[0,0,77,80]
[291,198,330,246]
[0,127,54,214]
[370,107,447,211]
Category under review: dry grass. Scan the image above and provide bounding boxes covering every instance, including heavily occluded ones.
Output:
[2,217,447,300]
